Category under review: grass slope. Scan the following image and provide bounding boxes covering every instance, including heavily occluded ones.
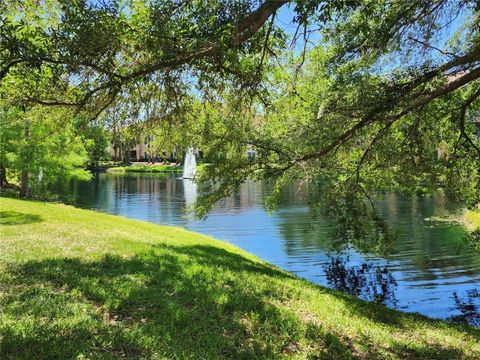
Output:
[0,197,479,359]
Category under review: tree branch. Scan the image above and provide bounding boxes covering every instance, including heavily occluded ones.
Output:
[17,1,290,110]
[298,65,480,163]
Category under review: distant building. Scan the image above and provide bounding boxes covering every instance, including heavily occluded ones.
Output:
[110,134,178,163]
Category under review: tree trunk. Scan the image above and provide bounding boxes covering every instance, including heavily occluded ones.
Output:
[20,170,28,197]
[20,121,30,197]
[0,164,8,188]
[112,124,118,162]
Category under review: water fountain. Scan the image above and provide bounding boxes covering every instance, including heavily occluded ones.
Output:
[182,148,197,179]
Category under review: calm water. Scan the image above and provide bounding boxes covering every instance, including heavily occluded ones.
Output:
[66,173,480,325]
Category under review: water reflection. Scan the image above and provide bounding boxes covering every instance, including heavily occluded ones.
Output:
[324,256,398,307]
[449,289,480,327]
[183,179,197,207]
[66,173,480,325]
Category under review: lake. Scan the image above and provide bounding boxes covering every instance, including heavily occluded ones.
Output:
[66,172,480,326]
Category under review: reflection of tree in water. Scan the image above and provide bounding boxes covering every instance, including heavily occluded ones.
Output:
[449,289,480,327]
[324,257,398,307]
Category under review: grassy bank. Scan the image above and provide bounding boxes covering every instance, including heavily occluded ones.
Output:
[107,164,182,173]
[1,198,479,359]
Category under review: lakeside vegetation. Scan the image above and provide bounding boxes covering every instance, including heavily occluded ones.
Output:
[1,197,479,359]
[106,163,209,174]
[107,164,183,173]
[465,209,480,230]
[464,208,480,251]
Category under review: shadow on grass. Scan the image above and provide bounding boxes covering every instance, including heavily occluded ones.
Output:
[0,211,42,226]
[0,244,478,359]
[153,243,297,279]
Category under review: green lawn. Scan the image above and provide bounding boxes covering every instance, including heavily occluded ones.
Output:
[107,164,183,173]
[1,197,479,359]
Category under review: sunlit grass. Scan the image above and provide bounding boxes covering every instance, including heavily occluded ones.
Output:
[1,197,479,359]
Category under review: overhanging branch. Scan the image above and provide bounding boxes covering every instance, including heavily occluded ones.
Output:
[298,65,480,163]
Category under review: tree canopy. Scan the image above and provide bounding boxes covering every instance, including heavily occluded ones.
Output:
[1,0,479,232]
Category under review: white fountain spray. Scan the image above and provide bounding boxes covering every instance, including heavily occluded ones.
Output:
[182,147,197,179]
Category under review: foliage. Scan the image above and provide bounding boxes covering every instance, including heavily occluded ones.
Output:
[466,228,480,252]
[1,197,480,359]
[81,123,110,169]
[0,104,91,196]
[465,208,480,228]
[0,0,287,110]
[465,208,480,250]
